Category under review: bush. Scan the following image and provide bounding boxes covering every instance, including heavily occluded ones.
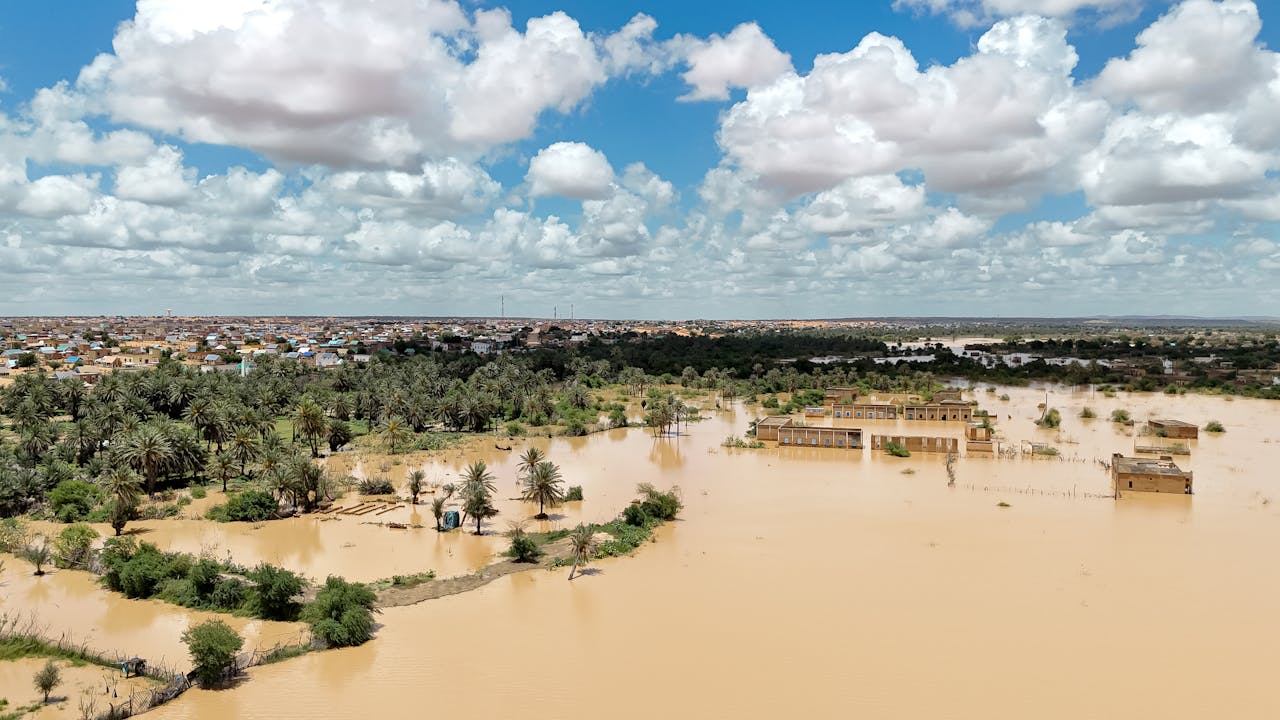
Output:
[207,490,278,522]
[1205,420,1225,433]
[47,479,100,523]
[301,577,378,647]
[636,484,682,521]
[508,535,541,563]
[607,408,628,428]
[622,503,650,527]
[505,422,527,437]
[210,578,247,611]
[565,486,584,501]
[357,477,395,495]
[53,523,98,569]
[1080,407,1096,419]
[245,564,305,621]
[884,441,911,457]
[182,620,244,686]
[190,485,208,499]
[1036,408,1061,429]
[34,658,61,702]
[1110,409,1131,423]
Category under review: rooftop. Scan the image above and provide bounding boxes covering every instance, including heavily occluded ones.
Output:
[1113,455,1189,477]
[1149,418,1197,428]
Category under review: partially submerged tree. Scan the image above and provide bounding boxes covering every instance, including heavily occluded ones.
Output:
[430,497,446,531]
[945,452,957,487]
[182,619,244,687]
[19,535,53,576]
[406,470,425,505]
[521,460,565,520]
[100,467,143,536]
[566,523,597,581]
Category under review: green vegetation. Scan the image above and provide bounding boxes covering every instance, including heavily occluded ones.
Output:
[356,477,395,495]
[520,460,565,519]
[722,435,765,449]
[47,479,100,522]
[368,571,436,591]
[1110,409,1131,423]
[1205,420,1225,433]
[182,619,243,686]
[206,489,279,522]
[1032,446,1060,457]
[52,524,97,569]
[301,577,378,648]
[565,485,584,501]
[1080,406,1097,419]
[17,536,52,576]
[884,441,911,458]
[33,659,61,703]
[1037,408,1061,429]
[406,469,425,505]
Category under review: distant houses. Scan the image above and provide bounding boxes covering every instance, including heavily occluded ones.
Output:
[1112,454,1193,494]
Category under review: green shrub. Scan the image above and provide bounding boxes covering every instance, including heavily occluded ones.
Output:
[246,564,305,621]
[301,577,377,647]
[565,486,584,501]
[207,490,278,522]
[53,524,98,569]
[210,578,247,610]
[622,503,650,527]
[182,620,243,686]
[1205,420,1225,433]
[190,485,208,499]
[637,486,681,521]
[1080,407,1096,419]
[1036,408,1061,429]
[357,477,395,495]
[884,441,911,457]
[1110,409,1131,423]
[607,408,628,428]
[999,394,1010,401]
[505,422,527,437]
[48,479,100,523]
[508,535,541,563]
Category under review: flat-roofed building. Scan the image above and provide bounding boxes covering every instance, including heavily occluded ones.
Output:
[1112,453,1193,494]
[831,403,898,420]
[903,401,973,422]
[754,416,793,441]
[965,423,995,453]
[870,434,960,454]
[823,387,859,408]
[778,425,863,450]
[1147,418,1199,440]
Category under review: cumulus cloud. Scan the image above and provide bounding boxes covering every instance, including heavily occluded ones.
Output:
[715,16,1106,203]
[526,142,615,200]
[679,23,793,101]
[894,0,1146,26]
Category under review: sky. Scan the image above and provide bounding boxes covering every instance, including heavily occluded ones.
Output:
[0,0,1278,319]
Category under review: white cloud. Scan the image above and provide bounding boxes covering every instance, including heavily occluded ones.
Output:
[114,146,195,204]
[716,16,1105,202]
[680,23,792,101]
[526,142,615,200]
[895,0,1147,26]
[798,175,927,236]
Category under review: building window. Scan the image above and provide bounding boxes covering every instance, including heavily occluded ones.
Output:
[1128,481,1133,489]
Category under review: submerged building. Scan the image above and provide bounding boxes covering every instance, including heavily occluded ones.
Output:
[831,402,898,420]
[1111,453,1193,494]
[870,434,960,454]
[1147,419,1199,440]
[902,401,973,422]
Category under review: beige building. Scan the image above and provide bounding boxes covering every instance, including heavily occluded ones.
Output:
[903,401,973,422]
[754,416,793,442]
[823,387,859,408]
[1148,419,1199,440]
[965,423,995,453]
[778,425,864,449]
[1112,453,1193,494]
[870,434,959,454]
[831,403,898,420]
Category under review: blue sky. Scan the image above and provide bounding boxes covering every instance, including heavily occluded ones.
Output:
[0,0,1277,318]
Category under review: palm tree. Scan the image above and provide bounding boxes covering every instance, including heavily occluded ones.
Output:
[566,524,597,580]
[377,416,413,455]
[20,536,53,576]
[115,424,174,494]
[521,461,565,520]
[406,470,425,505]
[293,398,327,458]
[462,487,498,535]
[100,467,143,536]
[430,497,446,531]
[516,447,545,481]
[206,452,235,493]
[460,461,496,498]
[227,429,261,479]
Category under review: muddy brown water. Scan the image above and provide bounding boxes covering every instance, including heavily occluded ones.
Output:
[9,385,1280,718]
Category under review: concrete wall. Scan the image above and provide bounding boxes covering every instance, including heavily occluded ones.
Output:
[871,435,959,453]
[778,427,863,449]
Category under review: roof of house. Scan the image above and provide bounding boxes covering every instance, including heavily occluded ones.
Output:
[757,416,793,427]
[1113,455,1189,477]
[1149,418,1197,428]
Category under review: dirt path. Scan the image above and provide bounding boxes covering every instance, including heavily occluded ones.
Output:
[374,537,572,608]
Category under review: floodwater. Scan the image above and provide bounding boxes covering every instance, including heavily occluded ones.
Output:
[0,656,157,720]
[15,384,1280,718]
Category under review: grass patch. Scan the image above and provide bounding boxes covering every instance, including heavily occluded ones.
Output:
[367,571,436,591]
[1205,420,1225,433]
[257,642,314,665]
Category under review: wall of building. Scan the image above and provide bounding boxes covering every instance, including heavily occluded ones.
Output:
[778,427,863,449]
[870,435,959,453]
[831,404,898,420]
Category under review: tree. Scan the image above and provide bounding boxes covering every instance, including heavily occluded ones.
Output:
[521,461,565,520]
[33,659,61,702]
[293,399,327,458]
[246,563,304,620]
[945,452,957,487]
[516,447,545,481]
[507,522,541,562]
[460,461,496,499]
[115,424,175,494]
[20,535,53,575]
[462,487,498,535]
[566,523,597,581]
[301,576,379,647]
[430,497,446,531]
[376,416,412,455]
[54,524,98,569]
[406,470,425,505]
[182,619,244,686]
[206,452,235,494]
[227,429,261,480]
[327,419,353,452]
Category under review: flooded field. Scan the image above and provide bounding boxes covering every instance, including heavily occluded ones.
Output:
[0,657,158,720]
[8,384,1280,718]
